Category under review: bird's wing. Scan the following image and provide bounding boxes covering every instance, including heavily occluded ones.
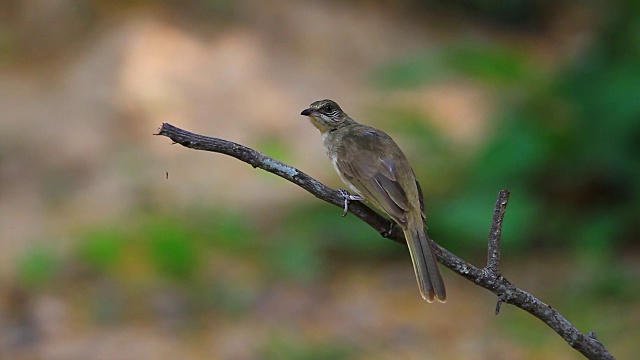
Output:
[415,179,426,221]
[335,128,411,225]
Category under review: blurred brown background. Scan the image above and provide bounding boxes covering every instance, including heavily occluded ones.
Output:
[0,0,638,359]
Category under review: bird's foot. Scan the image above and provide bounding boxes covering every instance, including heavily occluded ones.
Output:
[382,221,396,238]
[338,189,364,217]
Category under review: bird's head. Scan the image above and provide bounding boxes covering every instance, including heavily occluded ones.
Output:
[300,99,350,133]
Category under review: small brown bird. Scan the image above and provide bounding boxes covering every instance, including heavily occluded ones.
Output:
[301,99,446,302]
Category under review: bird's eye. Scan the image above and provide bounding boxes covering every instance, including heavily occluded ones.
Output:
[323,104,334,114]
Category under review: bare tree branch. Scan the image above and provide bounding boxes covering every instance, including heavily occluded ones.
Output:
[487,190,508,273]
[155,122,615,360]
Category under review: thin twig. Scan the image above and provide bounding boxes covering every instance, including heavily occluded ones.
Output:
[155,123,615,360]
[486,189,509,272]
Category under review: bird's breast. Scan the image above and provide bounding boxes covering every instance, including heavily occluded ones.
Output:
[328,155,362,196]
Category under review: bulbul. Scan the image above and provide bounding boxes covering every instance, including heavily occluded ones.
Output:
[301,99,446,302]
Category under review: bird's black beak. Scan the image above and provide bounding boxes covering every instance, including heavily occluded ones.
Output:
[300,108,313,116]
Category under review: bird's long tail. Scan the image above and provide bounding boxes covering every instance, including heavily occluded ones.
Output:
[403,217,446,302]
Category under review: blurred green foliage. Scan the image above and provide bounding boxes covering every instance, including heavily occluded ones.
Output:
[375,42,540,89]
[373,1,640,258]
[261,334,354,360]
[425,0,551,29]
[78,228,125,274]
[145,218,199,279]
[14,201,408,313]
[17,246,59,288]
[265,203,408,281]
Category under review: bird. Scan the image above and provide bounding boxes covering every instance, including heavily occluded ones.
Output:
[300,99,446,302]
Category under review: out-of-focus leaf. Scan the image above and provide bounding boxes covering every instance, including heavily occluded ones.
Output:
[195,210,257,253]
[17,246,58,287]
[373,42,541,90]
[445,43,539,85]
[144,219,199,279]
[77,228,124,273]
[265,237,323,282]
[279,204,392,257]
[372,52,448,89]
[261,334,354,360]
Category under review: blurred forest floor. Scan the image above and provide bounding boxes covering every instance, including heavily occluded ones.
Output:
[1,252,638,359]
[0,0,638,359]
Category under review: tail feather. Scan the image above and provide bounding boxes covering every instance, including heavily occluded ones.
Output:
[403,219,446,302]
